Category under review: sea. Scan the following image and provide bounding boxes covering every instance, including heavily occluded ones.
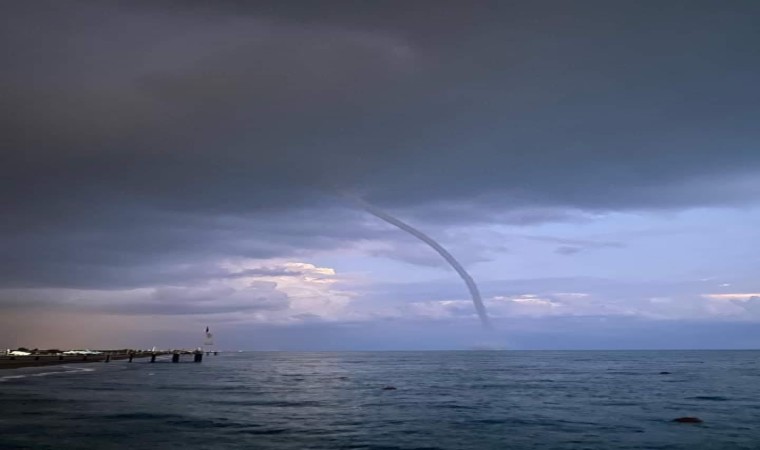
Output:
[1,350,760,449]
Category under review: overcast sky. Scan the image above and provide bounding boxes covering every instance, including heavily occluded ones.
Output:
[2,1,759,350]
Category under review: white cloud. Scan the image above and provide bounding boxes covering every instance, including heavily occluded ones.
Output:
[0,260,361,324]
[702,293,760,301]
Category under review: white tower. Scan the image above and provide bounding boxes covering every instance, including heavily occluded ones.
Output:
[203,326,214,353]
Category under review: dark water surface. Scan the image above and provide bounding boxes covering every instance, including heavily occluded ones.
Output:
[2,351,760,449]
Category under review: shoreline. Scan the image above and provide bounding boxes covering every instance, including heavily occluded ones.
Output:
[0,352,161,370]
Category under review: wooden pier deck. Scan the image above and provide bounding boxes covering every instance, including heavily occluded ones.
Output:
[0,350,203,370]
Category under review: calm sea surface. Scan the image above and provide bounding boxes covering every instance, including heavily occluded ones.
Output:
[1,351,760,449]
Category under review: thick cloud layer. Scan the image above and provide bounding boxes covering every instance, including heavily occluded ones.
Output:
[4,1,759,216]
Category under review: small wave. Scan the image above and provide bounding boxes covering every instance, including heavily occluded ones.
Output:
[103,414,271,432]
[473,418,507,424]
[598,401,640,407]
[688,395,730,401]
[433,403,477,410]
[0,375,28,381]
[167,419,268,431]
[204,399,323,408]
[1,365,94,382]
[104,412,186,421]
[234,428,289,435]
[363,447,441,450]
[30,367,95,377]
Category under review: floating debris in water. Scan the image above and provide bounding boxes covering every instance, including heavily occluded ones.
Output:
[672,417,703,423]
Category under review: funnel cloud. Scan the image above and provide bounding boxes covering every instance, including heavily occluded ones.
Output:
[348,196,491,329]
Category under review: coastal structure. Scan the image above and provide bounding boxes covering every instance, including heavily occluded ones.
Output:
[204,326,217,356]
[1,348,205,369]
[1,328,215,369]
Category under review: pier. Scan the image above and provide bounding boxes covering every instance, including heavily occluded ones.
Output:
[3,327,215,370]
[0,349,207,370]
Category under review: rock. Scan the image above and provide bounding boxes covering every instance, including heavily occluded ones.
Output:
[381,386,397,390]
[673,417,703,423]
[659,371,672,375]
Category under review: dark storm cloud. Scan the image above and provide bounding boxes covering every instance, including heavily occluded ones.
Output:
[2,1,760,290]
